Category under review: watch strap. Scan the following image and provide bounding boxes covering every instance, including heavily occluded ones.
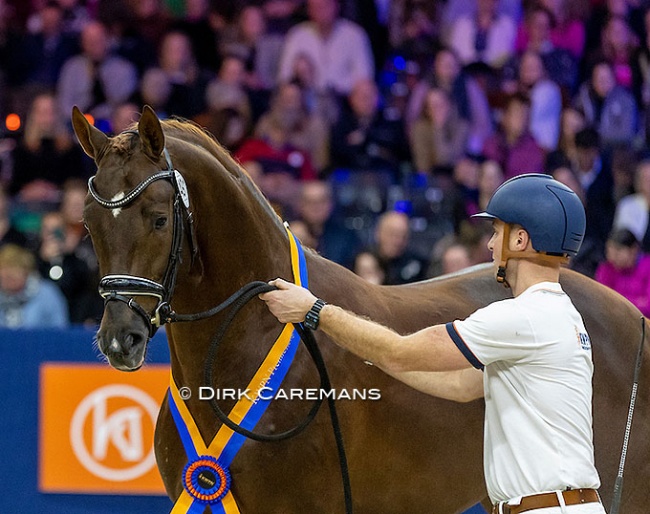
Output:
[304,299,326,330]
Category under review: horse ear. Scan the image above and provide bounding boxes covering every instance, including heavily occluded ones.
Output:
[138,105,165,160]
[71,106,109,160]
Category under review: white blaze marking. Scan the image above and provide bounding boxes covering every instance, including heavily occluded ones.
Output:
[110,338,121,352]
[111,192,125,218]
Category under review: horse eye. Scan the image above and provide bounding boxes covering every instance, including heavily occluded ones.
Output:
[154,216,168,229]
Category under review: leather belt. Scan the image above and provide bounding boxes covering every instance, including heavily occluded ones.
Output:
[492,489,600,514]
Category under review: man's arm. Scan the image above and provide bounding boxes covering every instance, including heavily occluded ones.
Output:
[381,368,484,403]
[260,279,479,379]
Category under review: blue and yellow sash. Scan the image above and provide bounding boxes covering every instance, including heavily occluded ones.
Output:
[168,227,308,513]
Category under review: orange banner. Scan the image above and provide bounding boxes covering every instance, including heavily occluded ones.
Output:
[39,363,169,495]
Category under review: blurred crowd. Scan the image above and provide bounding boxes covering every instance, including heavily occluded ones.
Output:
[2,0,650,328]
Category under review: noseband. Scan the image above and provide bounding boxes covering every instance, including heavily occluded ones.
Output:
[88,142,197,337]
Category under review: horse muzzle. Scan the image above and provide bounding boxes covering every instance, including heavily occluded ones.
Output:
[96,277,162,371]
[97,329,148,372]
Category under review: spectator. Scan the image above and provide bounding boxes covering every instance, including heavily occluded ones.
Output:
[458,218,494,266]
[139,67,172,119]
[352,249,385,284]
[611,146,637,203]
[558,106,587,164]
[595,228,650,317]
[36,211,100,324]
[573,60,638,147]
[10,92,85,200]
[254,82,330,172]
[546,152,585,204]
[441,0,521,28]
[97,0,158,77]
[538,0,586,59]
[194,81,251,151]
[553,166,585,201]
[0,187,28,249]
[277,0,375,96]
[477,159,504,213]
[170,0,222,73]
[292,180,360,268]
[145,30,212,118]
[483,93,546,181]
[410,87,469,173]
[52,0,91,35]
[445,0,516,69]
[387,0,440,71]
[57,20,138,123]
[584,0,644,60]
[235,112,316,213]
[450,155,481,231]
[372,210,428,284]
[570,127,615,277]
[0,244,68,328]
[202,54,250,121]
[110,102,139,135]
[440,240,472,275]
[263,0,303,36]
[510,50,563,151]
[283,51,341,127]
[330,78,408,178]
[586,14,638,91]
[6,1,78,89]
[511,4,578,92]
[288,219,318,248]
[428,234,473,278]
[235,117,316,181]
[613,158,650,250]
[59,179,98,275]
[126,0,171,51]
[220,5,283,92]
[631,8,650,110]
[406,47,492,154]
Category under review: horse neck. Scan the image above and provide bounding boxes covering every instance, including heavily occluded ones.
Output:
[164,143,295,388]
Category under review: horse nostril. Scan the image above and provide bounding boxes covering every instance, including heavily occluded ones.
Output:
[123,331,145,351]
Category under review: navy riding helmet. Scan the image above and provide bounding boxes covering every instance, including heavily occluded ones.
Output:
[473,173,586,256]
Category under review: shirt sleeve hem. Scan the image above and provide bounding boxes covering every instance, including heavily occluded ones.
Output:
[446,321,485,370]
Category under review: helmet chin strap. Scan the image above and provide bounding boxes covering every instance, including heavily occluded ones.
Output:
[496,224,570,289]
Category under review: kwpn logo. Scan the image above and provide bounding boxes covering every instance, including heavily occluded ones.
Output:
[70,384,159,481]
[39,363,169,494]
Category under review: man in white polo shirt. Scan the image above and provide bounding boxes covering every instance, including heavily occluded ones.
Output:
[260,174,605,513]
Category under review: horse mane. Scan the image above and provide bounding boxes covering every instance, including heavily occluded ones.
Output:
[161,119,233,169]
[157,118,288,231]
[113,117,248,181]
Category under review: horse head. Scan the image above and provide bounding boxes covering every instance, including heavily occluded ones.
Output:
[73,105,288,373]
[73,105,194,371]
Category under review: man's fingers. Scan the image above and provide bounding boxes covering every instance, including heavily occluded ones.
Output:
[260,278,288,301]
[269,278,292,290]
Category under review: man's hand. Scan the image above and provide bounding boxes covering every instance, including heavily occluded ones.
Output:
[259,278,318,324]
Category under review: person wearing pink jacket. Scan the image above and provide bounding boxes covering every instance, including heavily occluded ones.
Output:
[595,228,650,317]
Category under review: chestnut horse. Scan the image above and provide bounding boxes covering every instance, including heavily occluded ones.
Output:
[73,106,650,513]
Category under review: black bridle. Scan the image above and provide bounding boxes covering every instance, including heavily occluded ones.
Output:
[88,146,198,337]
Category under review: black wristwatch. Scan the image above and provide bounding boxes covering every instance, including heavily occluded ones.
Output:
[304,299,326,330]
